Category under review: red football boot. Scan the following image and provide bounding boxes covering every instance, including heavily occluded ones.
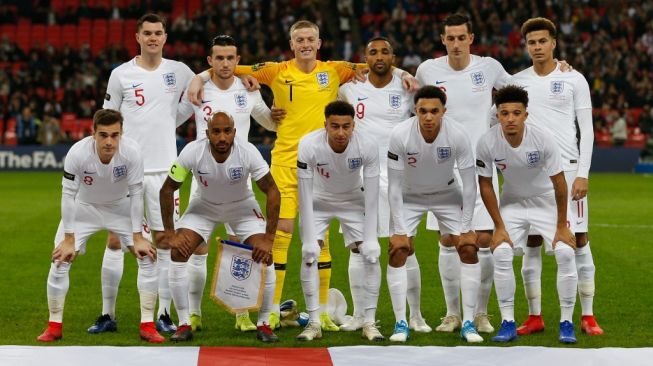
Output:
[517,315,545,335]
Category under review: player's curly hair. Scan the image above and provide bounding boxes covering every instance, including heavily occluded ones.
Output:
[414,85,447,106]
[93,109,123,130]
[521,17,557,38]
[325,101,355,118]
[494,85,529,108]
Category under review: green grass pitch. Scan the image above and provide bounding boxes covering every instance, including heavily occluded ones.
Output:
[1,172,651,347]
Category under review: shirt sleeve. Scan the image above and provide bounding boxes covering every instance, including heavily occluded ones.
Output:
[168,143,194,183]
[234,62,281,86]
[573,74,594,178]
[387,127,405,171]
[491,58,511,88]
[246,142,270,181]
[541,129,564,177]
[453,126,475,170]
[61,147,80,233]
[103,69,123,110]
[250,91,277,131]
[328,61,360,84]
[296,137,314,179]
[475,135,494,178]
[362,138,380,178]
[127,143,144,187]
[176,91,196,127]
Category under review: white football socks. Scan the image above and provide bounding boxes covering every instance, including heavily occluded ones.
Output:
[257,264,276,326]
[576,243,596,315]
[156,248,172,318]
[187,253,207,316]
[438,243,461,317]
[555,243,578,322]
[521,245,542,316]
[405,253,423,320]
[460,262,481,323]
[386,265,407,323]
[475,247,494,315]
[300,263,320,322]
[348,251,365,320]
[169,260,189,325]
[364,258,381,324]
[47,262,71,323]
[137,257,158,323]
[101,247,123,319]
[493,243,515,322]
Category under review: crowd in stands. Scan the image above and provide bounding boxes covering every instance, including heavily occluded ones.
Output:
[1,0,652,151]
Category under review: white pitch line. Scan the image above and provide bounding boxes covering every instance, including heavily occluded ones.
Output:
[591,223,653,229]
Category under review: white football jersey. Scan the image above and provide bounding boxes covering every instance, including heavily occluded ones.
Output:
[476,123,563,200]
[177,78,271,141]
[172,139,269,205]
[416,55,510,149]
[509,64,592,171]
[338,75,413,175]
[103,58,194,173]
[62,136,143,204]
[297,129,379,202]
[388,116,474,194]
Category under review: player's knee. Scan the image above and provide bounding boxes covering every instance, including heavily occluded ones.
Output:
[106,232,121,250]
[577,261,596,280]
[153,231,169,249]
[578,280,595,297]
[440,234,455,247]
[457,243,478,264]
[576,232,588,247]
[493,243,513,267]
[527,235,543,247]
[389,249,408,267]
[554,243,575,265]
[476,231,492,248]
[171,248,190,262]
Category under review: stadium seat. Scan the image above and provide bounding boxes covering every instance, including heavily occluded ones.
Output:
[1,24,17,42]
[3,118,17,146]
[78,21,91,49]
[62,25,77,48]
[625,127,646,149]
[15,21,31,52]
[108,19,124,45]
[51,0,66,13]
[61,113,79,140]
[188,0,202,18]
[31,25,46,49]
[595,127,612,148]
[46,25,63,49]
[79,118,94,137]
[92,19,109,56]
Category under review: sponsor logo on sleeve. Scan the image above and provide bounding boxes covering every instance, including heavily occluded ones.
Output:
[104,93,111,101]
[297,161,308,169]
[476,159,486,168]
[63,170,75,180]
[388,151,399,161]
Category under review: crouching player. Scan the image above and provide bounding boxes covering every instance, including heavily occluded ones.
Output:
[159,111,280,343]
[476,85,578,343]
[296,101,383,342]
[38,109,161,343]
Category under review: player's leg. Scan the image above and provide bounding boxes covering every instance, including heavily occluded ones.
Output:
[89,232,123,333]
[473,184,497,333]
[318,231,337,331]
[517,233,545,335]
[437,233,462,332]
[341,248,365,331]
[187,176,209,332]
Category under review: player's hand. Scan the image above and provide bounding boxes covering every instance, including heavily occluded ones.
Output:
[302,240,321,265]
[353,67,369,83]
[459,231,478,247]
[169,232,194,259]
[553,226,576,250]
[52,234,76,266]
[132,233,156,261]
[360,240,381,263]
[491,227,513,251]
[401,73,420,92]
[389,234,410,257]
[188,75,205,106]
[557,59,573,72]
[251,235,273,264]
[271,106,287,123]
[572,177,588,201]
[240,75,260,91]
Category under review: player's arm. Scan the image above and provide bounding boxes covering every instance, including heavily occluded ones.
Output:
[250,92,277,132]
[253,172,280,262]
[127,181,155,260]
[103,70,123,110]
[53,167,80,265]
[176,89,196,127]
[387,133,409,249]
[455,132,477,237]
[573,107,594,200]
[550,172,576,249]
[160,161,188,233]
[297,141,320,265]
[188,63,279,105]
[361,146,381,263]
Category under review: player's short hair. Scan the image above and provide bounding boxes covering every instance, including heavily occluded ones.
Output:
[494,85,529,108]
[289,20,319,39]
[325,101,355,119]
[93,109,123,130]
[209,34,237,54]
[442,13,473,34]
[414,85,447,106]
[366,36,394,52]
[210,110,235,126]
[137,13,167,32]
[521,17,557,38]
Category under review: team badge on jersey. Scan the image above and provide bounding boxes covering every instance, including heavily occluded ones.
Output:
[348,157,362,170]
[470,71,485,86]
[316,72,329,87]
[526,151,540,167]
[437,147,452,161]
[550,81,564,94]
[231,255,252,281]
[234,93,247,108]
[228,167,244,182]
[163,73,176,87]
[113,165,127,180]
[389,94,402,109]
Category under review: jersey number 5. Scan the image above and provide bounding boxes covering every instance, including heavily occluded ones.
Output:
[134,88,145,106]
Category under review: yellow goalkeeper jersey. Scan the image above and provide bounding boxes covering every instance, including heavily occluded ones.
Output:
[235,60,358,167]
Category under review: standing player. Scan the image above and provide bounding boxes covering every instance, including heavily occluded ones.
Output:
[186,20,418,330]
[159,112,281,343]
[295,101,383,342]
[386,86,482,343]
[415,13,511,333]
[338,37,431,333]
[509,17,601,336]
[97,13,195,335]
[176,34,276,332]
[37,109,162,343]
[476,85,579,343]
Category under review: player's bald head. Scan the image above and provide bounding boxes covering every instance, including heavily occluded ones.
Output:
[208,111,235,128]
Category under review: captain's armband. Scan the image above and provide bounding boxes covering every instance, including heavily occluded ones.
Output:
[169,161,190,182]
